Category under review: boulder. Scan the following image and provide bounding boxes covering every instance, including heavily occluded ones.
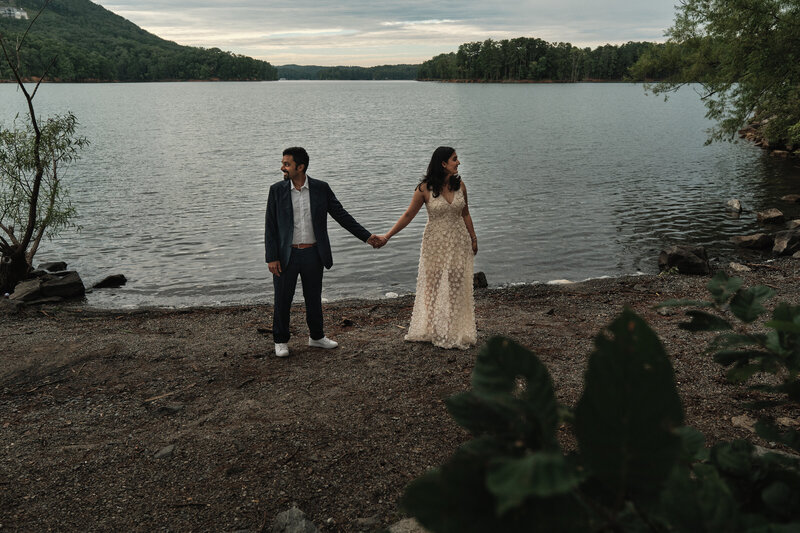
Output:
[732,233,774,250]
[726,198,742,212]
[757,208,785,224]
[772,230,800,256]
[9,278,42,301]
[271,506,318,533]
[728,262,752,273]
[771,150,790,158]
[0,297,23,315]
[781,194,800,203]
[93,274,127,289]
[37,261,67,272]
[658,245,711,275]
[787,220,800,230]
[473,271,488,289]
[41,271,85,299]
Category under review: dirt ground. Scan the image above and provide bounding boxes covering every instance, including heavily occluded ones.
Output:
[2,261,800,532]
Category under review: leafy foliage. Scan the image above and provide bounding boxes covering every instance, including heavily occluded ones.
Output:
[417,37,657,82]
[0,0,277,81]
[630,0,800,145]
[0,112,87,258]
[402,310,800,531]
[664,271,800,455]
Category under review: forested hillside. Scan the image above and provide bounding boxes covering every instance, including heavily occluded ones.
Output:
[0,0,277,81]
[418,38,657,82]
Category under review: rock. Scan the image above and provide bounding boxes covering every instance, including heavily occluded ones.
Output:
[726,198,742,212]
[728,262,752,273]
[732,233,774,250]
[781,194,800,203]
[9,279,42,301]
[757,208,785,224]
[772,230,800,256]
[771,150,790,158]
[355,516,380,530]
[657,245,711,275]
[41,271,85,299]
[154,444,175,459]
[0,298,23,315]
[788,220,800,230]
[92,274,127,289]
[271,506,318,533]
[473,271,488,288]
[389,518,430,533]
[37,261,67,272]
[732,414,757,432]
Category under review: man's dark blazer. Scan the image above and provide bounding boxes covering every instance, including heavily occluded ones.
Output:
[265,176,371,270]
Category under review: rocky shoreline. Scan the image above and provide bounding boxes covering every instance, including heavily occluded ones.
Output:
[2,260,800,531]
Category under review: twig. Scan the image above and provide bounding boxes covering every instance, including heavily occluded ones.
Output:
[744,262,783,271]
[170,502,209,508]
[26,376,67,393]
[143,382,197,403]
[237,377,255,389]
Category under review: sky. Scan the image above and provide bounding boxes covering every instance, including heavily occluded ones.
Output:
[95,1,678,67]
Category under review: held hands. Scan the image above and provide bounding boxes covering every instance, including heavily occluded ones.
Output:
[368,234,388,249]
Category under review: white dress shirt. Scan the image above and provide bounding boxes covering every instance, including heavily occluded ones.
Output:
[290,178,317,245]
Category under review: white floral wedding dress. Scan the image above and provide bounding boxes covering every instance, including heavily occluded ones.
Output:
[405,187,477,349]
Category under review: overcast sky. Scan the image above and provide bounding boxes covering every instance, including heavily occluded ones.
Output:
[95,1,678,67]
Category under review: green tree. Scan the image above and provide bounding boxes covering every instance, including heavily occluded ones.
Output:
[0,1,88,293]
[631,0,800,146]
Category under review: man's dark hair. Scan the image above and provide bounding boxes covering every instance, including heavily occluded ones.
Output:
[283,147,309,173]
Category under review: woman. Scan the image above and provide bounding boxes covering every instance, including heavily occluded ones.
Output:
[381,147,478,349]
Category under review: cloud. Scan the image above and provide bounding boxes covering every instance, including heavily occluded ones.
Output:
[95,1,677,66]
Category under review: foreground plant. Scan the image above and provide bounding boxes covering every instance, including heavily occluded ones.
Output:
[401,310,800,532]
[662,271,800,455]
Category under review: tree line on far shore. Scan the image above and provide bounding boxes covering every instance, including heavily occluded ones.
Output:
[277,64,418,80]
[417,38,658,82]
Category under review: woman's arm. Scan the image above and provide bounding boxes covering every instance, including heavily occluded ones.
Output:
[461,183,478,255]
[382,186,426,241]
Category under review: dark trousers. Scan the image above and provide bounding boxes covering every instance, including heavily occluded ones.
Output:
[272,247,324,343]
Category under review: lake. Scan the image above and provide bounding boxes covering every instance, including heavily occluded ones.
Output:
[1,81,799,308]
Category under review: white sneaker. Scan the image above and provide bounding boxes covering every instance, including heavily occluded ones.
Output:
[275,343,289,357]
[308,336,338,349]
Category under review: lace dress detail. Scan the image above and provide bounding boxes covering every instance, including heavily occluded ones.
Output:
[405,187,476,349]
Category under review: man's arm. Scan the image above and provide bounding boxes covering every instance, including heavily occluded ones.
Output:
[265,186,280,261]
[325,183,372,242]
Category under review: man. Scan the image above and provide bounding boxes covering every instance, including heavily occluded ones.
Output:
[265,147,384,358]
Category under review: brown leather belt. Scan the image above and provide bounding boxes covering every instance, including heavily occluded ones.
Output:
[291,243,316,249]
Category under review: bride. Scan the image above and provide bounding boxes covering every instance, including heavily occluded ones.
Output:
[381,147,478,349]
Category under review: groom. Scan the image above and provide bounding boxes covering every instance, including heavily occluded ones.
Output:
[265,147,384,358]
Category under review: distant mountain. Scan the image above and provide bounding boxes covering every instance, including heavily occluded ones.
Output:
[278,64,418,80]
[0,0,277,81]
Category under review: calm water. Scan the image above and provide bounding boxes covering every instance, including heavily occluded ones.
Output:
[1,81,799,308]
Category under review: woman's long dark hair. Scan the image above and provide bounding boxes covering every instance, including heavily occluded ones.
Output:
[419,146,461,197]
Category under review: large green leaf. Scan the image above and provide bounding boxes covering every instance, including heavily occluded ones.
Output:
[574,309,685,501]
[711,440,754,477]
[487,452,581,514]
[659,463,740,532]
[713,350,772,367]
[708,271,743,305]
[447,337,560,449]
[680,310,733,331]
[730,286,775,323]
[400,443,501,533]
[676,425,708,462]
